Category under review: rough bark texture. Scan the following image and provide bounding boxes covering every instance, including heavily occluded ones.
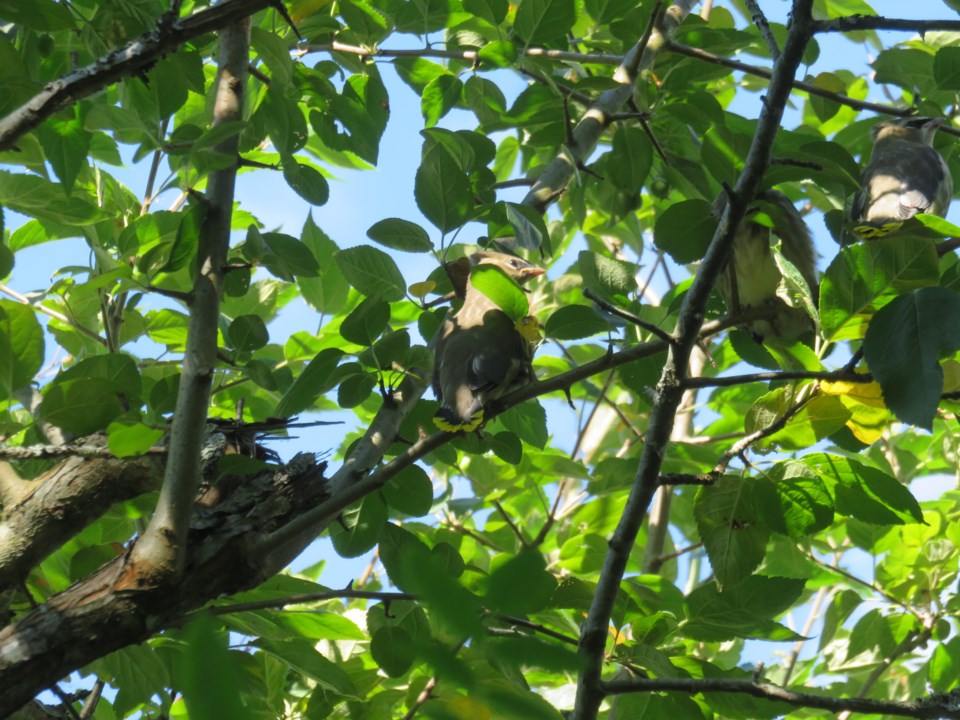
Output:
[0,453,164,588]
[0,450,329,717]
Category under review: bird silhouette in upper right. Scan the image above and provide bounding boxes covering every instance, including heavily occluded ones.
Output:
[850,117,953,240]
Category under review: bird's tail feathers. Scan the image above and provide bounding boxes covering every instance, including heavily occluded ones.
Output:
[434,407,484,433]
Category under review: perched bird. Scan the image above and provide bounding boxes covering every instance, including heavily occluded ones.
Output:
[432,252,545,432]
[851,117,953,239]
[715,190,818,343]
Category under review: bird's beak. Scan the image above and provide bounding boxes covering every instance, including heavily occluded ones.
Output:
[519,267,546,280]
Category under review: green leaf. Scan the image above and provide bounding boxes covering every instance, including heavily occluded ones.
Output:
[809,454,924,525]
[337,371,377,408]
[300,214,350,313]
[340,296,391,346]
[382,464,434,516]
[37,112,90,194]
[228,314,269,351]
[414,140,473,232]
[251,26,293,87]
[283,161,330,206]
[929,636,960,692]
[864,287,960,429]
[695,475,770,589]
[578,251,638,301]
[107,422,165,458]
[275,348,344,417]
[366,218,433,253]
[820,237,939,342]
[683,576,806,641]
[94,644,171,718]
[381,524,483,636]
[484,550,556,615]
[753,461,834,539]
[181,615,253,720]
[464,0,508,25]
[654,199,715,264]
[257,638,358,695]
[544,304,610,340]
[0,299,44,398]
[608,125,653,190]
[330,493,388,558]
[504,202,550,252]
[0,170,106,225]
[478,40,518,68]
[261,232,320,281]
[498,401,548,449]
[934,45,960,90]
[0,0,73,29]
[470,263,529,320]
[515,0,576,44]
[421,75,463,128]
[334,245,407,301]
[370,626,416,677]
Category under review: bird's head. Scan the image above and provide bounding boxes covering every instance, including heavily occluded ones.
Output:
[470,252,545,285]
[872,116,944,146]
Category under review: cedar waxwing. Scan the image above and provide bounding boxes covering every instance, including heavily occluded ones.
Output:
[715,190,818,342]
[432,252,545,432]
[851,117,953,239]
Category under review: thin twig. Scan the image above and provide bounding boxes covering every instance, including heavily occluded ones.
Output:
[492,500,529,548]
[666,41,915,117]
[681,368,872,389]
[583,288,674,344]
[602,676,960,718]
[744,0,780,60]
[0,283,108,347]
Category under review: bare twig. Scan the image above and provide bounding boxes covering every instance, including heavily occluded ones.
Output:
[603,675,960,718]
[744,0,780,60]
[583,287,674,344]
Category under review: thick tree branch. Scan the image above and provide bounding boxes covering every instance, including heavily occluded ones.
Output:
[0,0,276,152]
[127,20,249,584]
[0,453,329,716]
[570,3,816,718]
[602,676,960,718]
[0,453,164,589]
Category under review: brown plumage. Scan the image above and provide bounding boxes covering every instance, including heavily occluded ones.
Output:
[432,252,544,432]
[716,190,818,342]
[851,117,953,239]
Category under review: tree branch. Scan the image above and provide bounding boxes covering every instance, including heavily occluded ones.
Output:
[0,0,276,152]
[744,0,780,60]
[127,20,249,584]
[813,16,960,33]
[570,3,815,717]
[681,368,873,388]
[602,676,960,718]
[522,0,695,214]
[665,41,915,117]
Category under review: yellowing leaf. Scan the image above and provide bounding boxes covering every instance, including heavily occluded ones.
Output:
[821,379,885,407]
[409,280,436,299]
[943,359,960,393]
[446,696,492,720]
[839,396,891,445]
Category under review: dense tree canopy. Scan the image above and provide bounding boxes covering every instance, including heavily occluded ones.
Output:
[2,0,960,718]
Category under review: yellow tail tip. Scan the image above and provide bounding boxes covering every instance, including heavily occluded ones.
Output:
[434,408,484,433]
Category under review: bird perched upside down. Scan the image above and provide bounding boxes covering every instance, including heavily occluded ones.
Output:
[715,190,818,343]
[851,117,953,239]
[432,252,544,432]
